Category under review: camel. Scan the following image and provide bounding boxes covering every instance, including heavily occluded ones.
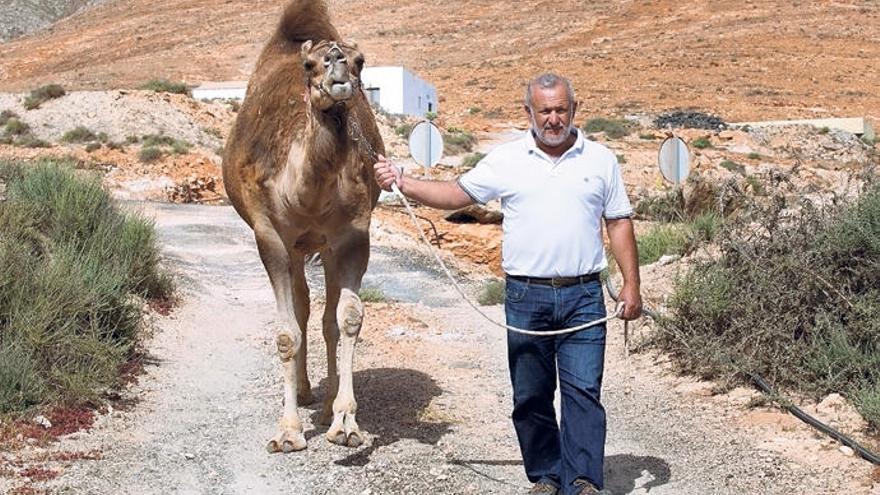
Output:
[222,0,384,452]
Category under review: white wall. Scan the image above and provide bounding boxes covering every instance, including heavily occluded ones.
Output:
[361,66,437,118]
[401,70,437,117]
[192,86,247,101]
[361,66,405,114]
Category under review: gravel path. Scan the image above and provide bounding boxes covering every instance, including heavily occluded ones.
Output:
[36,203,877,495]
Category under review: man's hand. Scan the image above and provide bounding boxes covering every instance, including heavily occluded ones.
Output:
[618,283,642,321]
[373,154,403,192]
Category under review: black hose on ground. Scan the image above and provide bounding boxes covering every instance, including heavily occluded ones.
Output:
[604,276,880,466]
[748,373,880,466]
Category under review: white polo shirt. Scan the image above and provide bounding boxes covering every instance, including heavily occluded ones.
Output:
[457,129,633,278]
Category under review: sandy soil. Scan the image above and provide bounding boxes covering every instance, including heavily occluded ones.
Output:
[0,1,878,132]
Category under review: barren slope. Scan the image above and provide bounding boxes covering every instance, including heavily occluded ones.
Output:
[1,0,878,128]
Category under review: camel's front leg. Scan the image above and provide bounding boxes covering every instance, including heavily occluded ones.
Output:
[255,227,308,453]
[325,287,365,447]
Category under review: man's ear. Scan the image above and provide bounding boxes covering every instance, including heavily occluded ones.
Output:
[571,100,579,119]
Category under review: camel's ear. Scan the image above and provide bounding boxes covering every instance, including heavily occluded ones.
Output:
[300,40,314,59]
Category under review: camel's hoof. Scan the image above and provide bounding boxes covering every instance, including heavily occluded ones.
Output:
[326,430,364,448]
[347,432,364,448]
[267,430,307,454]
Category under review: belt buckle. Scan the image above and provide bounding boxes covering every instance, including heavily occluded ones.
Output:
[550,277,565,288]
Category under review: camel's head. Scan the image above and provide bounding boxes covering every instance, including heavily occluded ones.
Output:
[301,40,364,111]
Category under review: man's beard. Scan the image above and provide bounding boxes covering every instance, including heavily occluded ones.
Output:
[530,115,573,147]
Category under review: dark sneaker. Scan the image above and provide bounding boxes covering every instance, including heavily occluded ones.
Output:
[528,482,560,494]
[573,478,613,495]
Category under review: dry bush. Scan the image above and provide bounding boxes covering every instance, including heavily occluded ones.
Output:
[653,165,880,427]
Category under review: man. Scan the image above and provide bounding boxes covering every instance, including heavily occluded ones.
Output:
[374,73,641,495]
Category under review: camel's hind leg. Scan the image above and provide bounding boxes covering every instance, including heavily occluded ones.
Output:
[321,232,369,447]
[255,225,308,453]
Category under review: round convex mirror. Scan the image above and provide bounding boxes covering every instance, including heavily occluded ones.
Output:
[657,136,690,185]
[408,121,444,168]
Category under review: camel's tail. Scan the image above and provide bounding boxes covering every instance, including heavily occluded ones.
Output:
[277,0,341,44]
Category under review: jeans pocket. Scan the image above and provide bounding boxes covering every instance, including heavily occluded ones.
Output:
[505,281,528,303]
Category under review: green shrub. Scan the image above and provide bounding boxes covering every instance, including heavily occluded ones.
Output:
[444,127,477,155]
[22,84,66,110]
[654,181,880,428]
[62,126,98,143]
[85,142,102,152]
[171,140,191,155]
[477,279,505,306]
[461,152,485,169]
[748,152,761,160]
[358,287,385,303]
[582,117,631,140]
[0,110,18,126]
[140,134,191,158]
[616,154,627,164]
[140,79,189,95]
[394,123,413,138]
[0,159,172,412]
[138,147,163,163]
[692,136,712,149]
[720,160,746,175]
[16,135,50,148]
[4,118,29,136]
[141,134,177,147]
[818,126,830,134]
[639,133,658,140]
[636,223,691,265]
[467,107,481,115]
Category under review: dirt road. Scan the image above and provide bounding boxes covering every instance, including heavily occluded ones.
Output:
[38,203,876,494]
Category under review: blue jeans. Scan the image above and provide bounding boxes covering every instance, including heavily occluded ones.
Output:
[505,276,607,494]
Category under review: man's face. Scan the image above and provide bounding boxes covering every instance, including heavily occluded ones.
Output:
[526,83,576,147]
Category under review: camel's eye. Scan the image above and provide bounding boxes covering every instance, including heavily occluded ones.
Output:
[303,59,316,71]
[354,55,364,69]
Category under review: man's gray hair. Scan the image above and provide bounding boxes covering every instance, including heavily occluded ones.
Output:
[523,73,575,110]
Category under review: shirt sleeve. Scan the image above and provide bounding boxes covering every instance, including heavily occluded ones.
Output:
[603,155,634,219]
[457,153,503,205]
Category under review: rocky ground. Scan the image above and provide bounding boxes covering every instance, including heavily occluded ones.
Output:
[2,202,879,495]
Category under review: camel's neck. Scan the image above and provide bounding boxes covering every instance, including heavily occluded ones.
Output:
[283,105,354,212]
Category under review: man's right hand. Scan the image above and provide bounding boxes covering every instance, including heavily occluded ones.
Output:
[373,154,403,192]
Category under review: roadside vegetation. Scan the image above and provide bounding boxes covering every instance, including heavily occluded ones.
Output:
[652,169,880,428]
[477,279,505,306]
[443,127,477,155]
[140,79,190,95]
[0,159,173,415]
[358,287,386,303]
[23,84,66,110]
[138,134,192,163]
[582,117,632,140]
[0,112,50,148]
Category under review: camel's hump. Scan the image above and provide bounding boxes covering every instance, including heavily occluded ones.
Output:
[277,0,341,44]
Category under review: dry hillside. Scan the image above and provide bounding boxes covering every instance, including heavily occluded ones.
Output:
[0,0,878,128]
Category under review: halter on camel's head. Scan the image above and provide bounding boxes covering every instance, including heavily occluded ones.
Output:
[301,40,364,112]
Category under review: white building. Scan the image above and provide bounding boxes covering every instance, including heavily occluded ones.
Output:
[191,81,248,101]
[192,66,438,119]
[360,66,437,117]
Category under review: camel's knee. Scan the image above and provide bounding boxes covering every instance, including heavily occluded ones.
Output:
[336,289,364,337]
[276,332,301,362]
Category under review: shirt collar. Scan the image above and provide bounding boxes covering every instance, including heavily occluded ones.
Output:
[525,128,585,161]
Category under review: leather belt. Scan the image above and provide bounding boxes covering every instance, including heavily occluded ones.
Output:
[506,272,600,288]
